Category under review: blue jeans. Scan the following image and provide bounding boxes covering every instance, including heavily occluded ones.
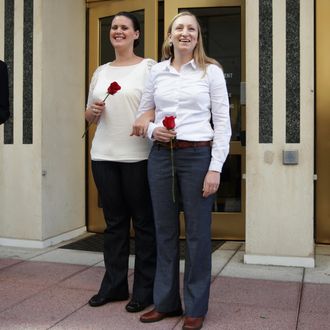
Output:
[148,144,215,317]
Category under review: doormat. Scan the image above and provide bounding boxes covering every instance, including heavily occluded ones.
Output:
[60,234,224,260]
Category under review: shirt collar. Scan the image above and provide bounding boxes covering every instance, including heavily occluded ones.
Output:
[163,58,197,71]
[188,59,197,69]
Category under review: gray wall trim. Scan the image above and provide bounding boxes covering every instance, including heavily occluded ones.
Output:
[286,0,300,143]
[259,0,273,143]
[4,0,14,144]
[23,0,34,144]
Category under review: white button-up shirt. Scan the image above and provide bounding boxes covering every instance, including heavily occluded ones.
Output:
[138,59,231,172]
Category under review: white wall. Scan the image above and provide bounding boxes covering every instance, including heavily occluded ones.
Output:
[0,0,43,240]
[244,0,314,267]
[40,0,86,239]
[0,0,86,247]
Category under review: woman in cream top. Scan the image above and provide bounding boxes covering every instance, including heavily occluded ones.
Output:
[88,58,154,161]
[84,12,156,313]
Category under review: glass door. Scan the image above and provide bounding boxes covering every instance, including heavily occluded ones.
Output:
[164,0,246,240]
[86,0,158,232]
[86,0,246,240]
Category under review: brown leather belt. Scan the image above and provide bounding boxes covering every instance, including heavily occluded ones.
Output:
[154,140,212,149]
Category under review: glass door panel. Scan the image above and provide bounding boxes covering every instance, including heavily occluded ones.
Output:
[87,0,158,232]
[165,0,246,239]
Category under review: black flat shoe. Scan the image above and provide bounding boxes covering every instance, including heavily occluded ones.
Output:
[88,294,128,307]
[125,300,152,313]
[88,294,111,307]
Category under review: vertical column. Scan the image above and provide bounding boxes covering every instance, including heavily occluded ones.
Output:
[245,0,314,267]
[23,0,34,144]
[259,0,273,143]
[4,0,14,144]
[286,0,300,143]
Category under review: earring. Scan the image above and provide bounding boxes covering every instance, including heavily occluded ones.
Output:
[169,41,173,47]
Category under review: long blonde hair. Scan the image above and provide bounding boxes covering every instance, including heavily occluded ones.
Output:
[161,11,221,72]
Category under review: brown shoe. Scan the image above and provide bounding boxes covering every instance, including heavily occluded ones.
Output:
[182,316,205,330]
[140,308,183,323]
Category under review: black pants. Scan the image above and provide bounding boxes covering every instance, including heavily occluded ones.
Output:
[92,160,156,304]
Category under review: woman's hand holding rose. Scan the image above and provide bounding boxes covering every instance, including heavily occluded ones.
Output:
[85,101,105,124]
[152,126,176,142]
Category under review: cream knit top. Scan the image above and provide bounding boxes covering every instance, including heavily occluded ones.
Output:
[87,59,155,162]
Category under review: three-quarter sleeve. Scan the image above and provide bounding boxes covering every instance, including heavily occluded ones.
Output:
[138,66,159,139]
[86,66,101,108]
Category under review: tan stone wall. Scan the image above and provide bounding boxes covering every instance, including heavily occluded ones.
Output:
[245,0,314,266]
[0,0,86,246]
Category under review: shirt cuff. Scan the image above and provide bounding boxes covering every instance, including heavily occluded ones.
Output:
[209,158,223,173]
[147,122,158,140]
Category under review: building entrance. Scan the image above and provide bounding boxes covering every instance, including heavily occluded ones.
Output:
[86,0,246,240]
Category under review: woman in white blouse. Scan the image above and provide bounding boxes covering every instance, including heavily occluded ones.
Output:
[85,12,156,313]
[134,11,231,330]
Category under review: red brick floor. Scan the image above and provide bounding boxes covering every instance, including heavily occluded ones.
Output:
[0,242,330,329]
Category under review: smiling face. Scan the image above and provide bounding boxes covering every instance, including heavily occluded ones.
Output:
[169,14,199,57]
[109,15,139,50]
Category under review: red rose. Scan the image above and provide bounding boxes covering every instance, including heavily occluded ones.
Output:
[162,116,176,130]
[107,81,121,95]
[102,81,121,102]
[162,115,176,203]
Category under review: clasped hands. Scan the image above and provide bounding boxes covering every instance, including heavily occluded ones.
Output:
[130,110,156,138]
[130,111,176,142]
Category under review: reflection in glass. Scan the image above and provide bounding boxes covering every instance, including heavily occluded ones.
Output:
[213,155,241,212]
[179,7,241,143]
[158,1,164,61]
[175,7,242,215]
[99,10,145,65]
[178,155,241,213]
